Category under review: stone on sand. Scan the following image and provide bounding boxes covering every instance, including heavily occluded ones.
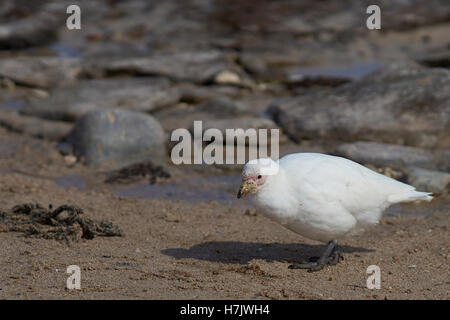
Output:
[67,109,166,169]
[405,167,450,194]
[334,142,436,170]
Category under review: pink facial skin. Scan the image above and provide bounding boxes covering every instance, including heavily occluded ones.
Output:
[244,174,266,191]
[237,174,266,198]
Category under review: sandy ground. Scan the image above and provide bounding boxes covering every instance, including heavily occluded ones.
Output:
[0,128,448,300]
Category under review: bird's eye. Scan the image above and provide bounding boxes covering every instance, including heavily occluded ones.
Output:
[257,175,262,179]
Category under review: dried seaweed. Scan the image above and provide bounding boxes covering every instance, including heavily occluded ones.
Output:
[104,161,171,184]
[0,203,123,244]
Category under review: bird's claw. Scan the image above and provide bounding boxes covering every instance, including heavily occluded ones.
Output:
[327,251,344,265]
[289,249,344,272]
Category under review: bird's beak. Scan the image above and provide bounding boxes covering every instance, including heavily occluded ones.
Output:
[237,181,254,199]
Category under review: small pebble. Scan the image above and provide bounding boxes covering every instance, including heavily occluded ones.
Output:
[214,70,240,85]
[64,155,77,166]
[245,208,257,216]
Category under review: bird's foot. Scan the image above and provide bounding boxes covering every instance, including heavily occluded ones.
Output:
[327,250,344,266]
[288,240,343,272]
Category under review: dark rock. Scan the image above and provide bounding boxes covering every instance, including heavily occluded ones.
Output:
[153,98,257,132]
[405,167,450,194]
[271,62,450,148]
[201,117,279,132]
[0,110,72,141]
[83,51,245,84]
[433,149,450,172]
[418,51,450,69]
[285,62,383,88]
[0,57,82,89]
[380,0,450,31]
[285,75,351,88]
[238,53,271,80]
[196,98,256,118]
[67,109,166,169]
[196,117,287,145]
[0,6,62,49]
[177,83,240,104]
[334,142,437,170]
[22,78,180,121]
[56,142,73,156]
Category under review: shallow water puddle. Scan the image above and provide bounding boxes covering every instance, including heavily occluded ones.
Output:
[114,182,233,204]
[54,174,88,190]
[0,141,17,156]
[53,171,247,206]
[51,171,439,216]
[113,173,244,205]
[50,43,80,58]
[1,100,27,111]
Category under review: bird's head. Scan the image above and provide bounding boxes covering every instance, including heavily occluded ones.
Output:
[237,158,278,199]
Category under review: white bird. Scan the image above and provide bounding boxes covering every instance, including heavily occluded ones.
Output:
[237,153,433,271]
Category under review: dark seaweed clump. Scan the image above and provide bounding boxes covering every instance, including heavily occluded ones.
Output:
[104,161,171,184]
[0,203,123,243]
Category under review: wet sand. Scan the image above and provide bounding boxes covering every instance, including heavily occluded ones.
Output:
[0,128,448,300]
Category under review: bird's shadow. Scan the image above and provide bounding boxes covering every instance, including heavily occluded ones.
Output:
[161,241,374,265]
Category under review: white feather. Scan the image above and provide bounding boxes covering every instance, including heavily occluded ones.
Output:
[245,153,433,243]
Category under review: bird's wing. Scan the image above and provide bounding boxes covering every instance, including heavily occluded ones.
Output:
[280,153,411,218]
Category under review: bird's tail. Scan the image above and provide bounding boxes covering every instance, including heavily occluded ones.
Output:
[388,190,433,203]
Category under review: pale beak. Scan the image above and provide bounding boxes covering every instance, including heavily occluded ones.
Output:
[237,180,254,199]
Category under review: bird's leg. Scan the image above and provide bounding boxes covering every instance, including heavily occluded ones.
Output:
[327,246,344,265]
[289,240,341,272]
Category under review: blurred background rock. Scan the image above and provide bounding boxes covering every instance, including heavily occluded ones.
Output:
[0,0,448,196]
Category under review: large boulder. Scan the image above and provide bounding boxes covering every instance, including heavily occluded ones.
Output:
[334,141,450,193]
[67,110,166,169]
[270,62,450,149]
[334,142,441,171]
